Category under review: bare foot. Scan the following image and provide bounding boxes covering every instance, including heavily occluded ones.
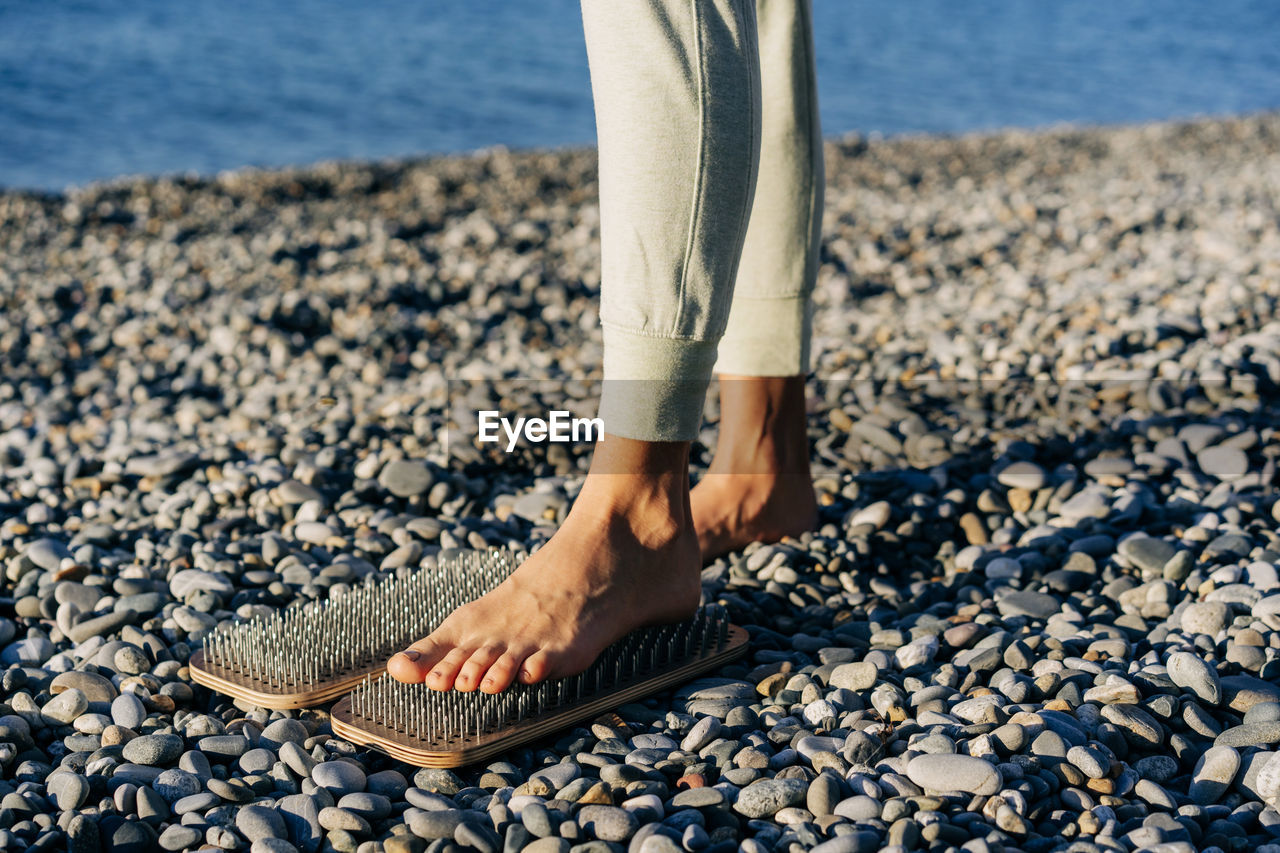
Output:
[692,471,818,561]
[691,375,817,561]
[386,437,702,693]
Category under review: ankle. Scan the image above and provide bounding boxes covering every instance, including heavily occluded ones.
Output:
[576,474,689,546]
[710,375,811,476]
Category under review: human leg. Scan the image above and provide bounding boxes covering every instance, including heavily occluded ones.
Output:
[388,0,763,692]
[691,0,824,561]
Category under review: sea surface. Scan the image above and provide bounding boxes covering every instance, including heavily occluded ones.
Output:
[2,0,1279,190]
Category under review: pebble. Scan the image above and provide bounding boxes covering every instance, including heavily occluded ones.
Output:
[995,590,1060,620]
[159,825,203,851]
[1190,745,1241,804]
[1168,651,1222,704]
[122,733,185,766]
[318,806,370,834]
[997,461,1048,490]
[1198,445,1249,479]
[25,537,70,571]
[41,687,87,724]
[733,779,809,818]
[279,793,324,852]
[1181,601,1231,636]
[1216,722,1280,748]
[279,741,317,777]
[153,768,201,803]
[828,662,878,691]
[312,760,366,795]
[200,734,251,759]
[50,670,117,703]
[379,459,434,497]
[577,805,638,842]
[1118,535,1177,574]
[260,717,309,750]
[46,771,90,810]
[905,754,1003,795]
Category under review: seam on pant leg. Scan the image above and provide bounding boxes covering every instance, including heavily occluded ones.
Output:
[798,0,823,298]
[673,0,709,340]
[734,0,760,302]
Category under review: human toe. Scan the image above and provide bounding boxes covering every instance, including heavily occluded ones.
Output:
[454,645,504,693]
[386,639,442,684]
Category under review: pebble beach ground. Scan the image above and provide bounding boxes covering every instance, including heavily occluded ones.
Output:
[4,112,1280,853]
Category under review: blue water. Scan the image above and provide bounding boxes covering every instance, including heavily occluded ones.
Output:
[2,0,1279,190]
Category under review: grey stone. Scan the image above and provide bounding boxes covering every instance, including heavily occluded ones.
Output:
[409,809,466,839]
[41,687,88,724]
[279,740,317,777]
[46,771,90,810]
[123,733,185,765]
[829,662,878,691]
[1190,745,1240,804]
[169,569,236,599]
[279,793,324,852]
[312,760,366,795]
[251,840,302,853]
[336,792,391,820]
[1179,600,1231,635]
[199,734,251,759]
[365,769,408,799]
[905,754,1003,795]
[679,716,721,752]
[413,767,463,795]
[1100,704,1163,748]
[1066,745,1108,779]
[174,791,220,814]
[68,609,137,644]
[733,778,809,818]
[318,806,370,834]
[1118,535,1177,574]
[379,459,434,497]
[1216,722,1280,748]
[152,768,201,803]
[523,840,570,853]
[995,590,1060,620]
[50,671,117,703]
[806,772,840,817]
[997,461,1048,490]
[670,787,724,809]
[1223,675,1280,712]
[833,796,882,821]
[1,636,53,665]
[159,825,204,851]
[1198,445,1249,479]
[1168,651,1222,705]
[577,805,638,842]
[260,717,309,751]
[26,537,70,571]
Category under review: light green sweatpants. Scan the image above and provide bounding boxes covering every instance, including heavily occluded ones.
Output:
[584,0,824,442]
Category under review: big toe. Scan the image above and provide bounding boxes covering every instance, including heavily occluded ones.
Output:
[386,639,442,684]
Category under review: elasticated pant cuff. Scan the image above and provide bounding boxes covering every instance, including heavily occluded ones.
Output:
[713,295,812,377]
[598,324,718,442]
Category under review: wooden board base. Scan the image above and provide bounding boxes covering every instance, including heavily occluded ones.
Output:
[331,625,749,768]
[189,649,388,710]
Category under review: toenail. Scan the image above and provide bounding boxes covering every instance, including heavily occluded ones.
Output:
[401,650,421,661]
